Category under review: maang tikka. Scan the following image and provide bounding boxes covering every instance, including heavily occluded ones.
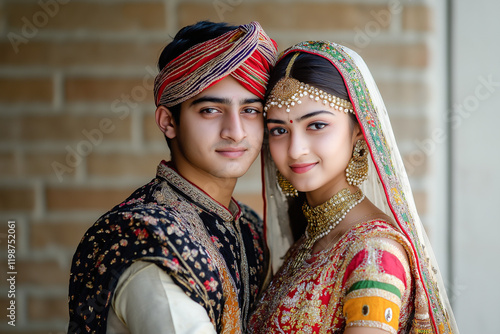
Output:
[345,139,369,186]
[264,52,354,114]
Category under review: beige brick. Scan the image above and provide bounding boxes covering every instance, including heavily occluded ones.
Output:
[0,116,20,142]
[0,187,35,211]
[143,113,167,143]
[403,151,428,177]
[233,193,264,218]
[28,295,67,321]
[24,152,76,177]
[6,2,166,31]
[390,116,428,142]
[20,114,131,141]
[0,41,164,67]
[0,152,18,176]
[87,152,166,177]
[178,3,389,31]
[377,81,429,105]
[46,186,137,211]
[0,260,69,286]
[352,43,429,68]
[65,77,154,103]
[0,77,52,103]
[403,5,432,31]
[30,221,90,249]
[412,190,427,214]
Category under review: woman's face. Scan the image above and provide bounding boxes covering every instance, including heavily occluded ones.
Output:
[266,97,361,203]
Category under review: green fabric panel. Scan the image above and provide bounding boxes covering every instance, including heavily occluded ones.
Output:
[347,280,401,299]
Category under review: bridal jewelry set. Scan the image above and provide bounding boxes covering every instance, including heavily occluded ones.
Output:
[290,188,365,269]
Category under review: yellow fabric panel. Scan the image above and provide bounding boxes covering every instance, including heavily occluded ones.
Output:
[344,295,400,331]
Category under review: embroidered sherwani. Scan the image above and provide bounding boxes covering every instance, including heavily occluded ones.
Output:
[68,161,267,334]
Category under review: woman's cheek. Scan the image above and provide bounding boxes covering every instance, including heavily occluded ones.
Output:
[269,139,287,169]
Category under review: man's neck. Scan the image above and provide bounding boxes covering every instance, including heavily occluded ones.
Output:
[170,161,237,209]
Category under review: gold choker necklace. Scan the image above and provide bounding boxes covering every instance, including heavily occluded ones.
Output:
[292,188,365,269]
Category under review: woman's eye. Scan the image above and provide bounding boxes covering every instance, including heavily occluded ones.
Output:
[308,122,328,130]
[269,127,288,136]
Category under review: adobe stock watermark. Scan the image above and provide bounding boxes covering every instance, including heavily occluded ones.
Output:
[354,0,403,49]
[51,66,157,182]
[8,0,71,54]
[213,0,243,21]
[404,74,499,175]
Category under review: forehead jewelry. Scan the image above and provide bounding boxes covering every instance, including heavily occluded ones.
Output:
[264,52,354,114]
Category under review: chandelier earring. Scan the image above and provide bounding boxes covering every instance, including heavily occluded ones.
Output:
[277,170,298,197]
[345,139,369,186]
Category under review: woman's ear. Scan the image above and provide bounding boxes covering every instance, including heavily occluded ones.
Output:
[351,121,364,144]
[155,105,176,139]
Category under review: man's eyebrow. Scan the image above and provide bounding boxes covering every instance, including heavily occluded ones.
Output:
[189,97,264,107]
[190,96,231,106]
[243,98,264,105]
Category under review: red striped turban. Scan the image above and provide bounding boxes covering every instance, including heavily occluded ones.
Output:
[154,21,278,107]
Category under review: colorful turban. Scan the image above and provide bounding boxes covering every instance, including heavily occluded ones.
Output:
[154,21,278,107]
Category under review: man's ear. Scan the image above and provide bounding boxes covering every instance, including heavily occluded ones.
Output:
[155,105,177,139]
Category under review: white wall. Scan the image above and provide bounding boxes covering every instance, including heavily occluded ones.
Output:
[451,0,500,332]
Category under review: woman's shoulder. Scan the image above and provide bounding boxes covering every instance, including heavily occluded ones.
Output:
[339,218,411,274]
[348,214,405,240]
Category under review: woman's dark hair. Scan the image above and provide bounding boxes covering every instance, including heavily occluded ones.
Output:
[266,52,352,103]
[156,21,238,146]
[267,52,357,239]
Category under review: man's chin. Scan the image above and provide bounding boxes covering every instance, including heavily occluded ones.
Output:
[212,162,252,179]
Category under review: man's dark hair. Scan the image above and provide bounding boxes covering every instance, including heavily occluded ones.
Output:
[157,21,239,126]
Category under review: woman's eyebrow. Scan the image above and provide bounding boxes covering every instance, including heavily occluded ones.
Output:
[297,110,334,121]
[266,119,286,124]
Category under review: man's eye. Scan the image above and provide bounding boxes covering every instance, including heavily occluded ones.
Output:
[200,108,219,114]
[242,108,261,114]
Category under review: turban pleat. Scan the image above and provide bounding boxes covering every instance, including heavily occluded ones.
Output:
[154,22,278,107]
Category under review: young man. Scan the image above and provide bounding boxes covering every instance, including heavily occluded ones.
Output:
[68,21,277,333]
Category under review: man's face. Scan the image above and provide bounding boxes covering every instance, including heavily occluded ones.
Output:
[168,76,264,188]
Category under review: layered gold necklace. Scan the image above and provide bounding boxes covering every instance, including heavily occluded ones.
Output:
[291,188,365,269]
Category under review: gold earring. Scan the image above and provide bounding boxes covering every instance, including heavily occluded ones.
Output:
[346,139,369,186]
[277,171,298,197]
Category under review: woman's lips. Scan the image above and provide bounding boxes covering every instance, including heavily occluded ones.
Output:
[290,162,317,174]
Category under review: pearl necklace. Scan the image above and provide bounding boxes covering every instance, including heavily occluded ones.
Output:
[291,188,365,269]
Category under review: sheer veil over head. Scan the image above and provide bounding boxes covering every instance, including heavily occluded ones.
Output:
[262,41,458,334]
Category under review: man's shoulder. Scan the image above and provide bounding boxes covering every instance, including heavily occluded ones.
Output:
[238,202,261,220]
[237,201,264,234]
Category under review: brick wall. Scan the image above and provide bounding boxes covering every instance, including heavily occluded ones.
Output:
[0,0,434,332]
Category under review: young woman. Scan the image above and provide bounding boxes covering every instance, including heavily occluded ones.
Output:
[248,41,458,333]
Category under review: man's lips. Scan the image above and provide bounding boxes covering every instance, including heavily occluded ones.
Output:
[216,147,247,158]
[289,162,317,174]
